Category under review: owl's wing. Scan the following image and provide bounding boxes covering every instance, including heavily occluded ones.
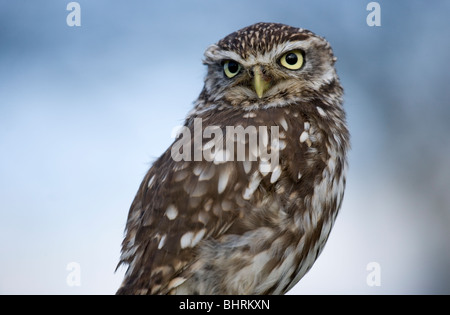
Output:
[116,106,312,294]
[116,127,252,294]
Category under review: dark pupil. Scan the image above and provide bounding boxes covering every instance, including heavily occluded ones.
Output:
[227,61,239,73]
[285,53,298,65]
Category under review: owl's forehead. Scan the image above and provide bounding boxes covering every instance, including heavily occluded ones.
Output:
[216,22,314,59]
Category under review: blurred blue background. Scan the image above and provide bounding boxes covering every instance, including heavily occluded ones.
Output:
[1,0,449,294]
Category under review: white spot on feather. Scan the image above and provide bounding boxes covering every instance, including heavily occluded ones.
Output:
[243,172,262,200]
[192,229,206,247]
[270,165,282,183]
[242,160,252,174]
[243,112,256,118]
[168,277,187,289]
[180,232,194,249]
[147,175,155,188]
[279,117,288,131]
[165,205,178,220]
[198,165,215,181]
[218,169,231,194]
[180,229,205,249]
[193,165,203,176]
[158,234,167,249]
[304,121,310,131]
[299,131,309,143]
[259,160,271,176]
[316,106,326,117]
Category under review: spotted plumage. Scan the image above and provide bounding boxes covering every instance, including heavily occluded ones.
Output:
[117,22,349,295]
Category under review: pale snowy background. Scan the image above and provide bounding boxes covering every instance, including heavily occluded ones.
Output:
[1,0,449,294]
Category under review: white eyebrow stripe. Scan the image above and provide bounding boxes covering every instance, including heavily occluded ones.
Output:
[205,40,315,68]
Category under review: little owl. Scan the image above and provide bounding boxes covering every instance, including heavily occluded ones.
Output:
[117,22,349,295]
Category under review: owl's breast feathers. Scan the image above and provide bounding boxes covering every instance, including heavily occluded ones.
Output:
[117,100,349,294]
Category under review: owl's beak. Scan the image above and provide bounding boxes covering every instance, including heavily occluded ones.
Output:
[252,66,271,98]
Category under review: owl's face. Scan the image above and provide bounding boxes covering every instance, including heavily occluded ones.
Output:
[202,23,339,109]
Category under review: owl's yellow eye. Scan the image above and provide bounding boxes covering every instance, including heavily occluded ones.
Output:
[279,50,304,70]
[223,60,241,78]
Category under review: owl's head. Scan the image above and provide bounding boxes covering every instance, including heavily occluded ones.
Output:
[202,22,340,109]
